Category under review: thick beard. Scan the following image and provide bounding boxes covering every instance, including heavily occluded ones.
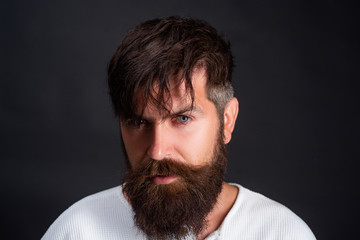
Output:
[122,137,227,240]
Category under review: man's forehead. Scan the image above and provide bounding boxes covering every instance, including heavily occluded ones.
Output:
[131,67,207,117]
[135,91,196,117]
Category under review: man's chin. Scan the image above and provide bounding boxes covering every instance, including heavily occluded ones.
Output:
[122,138,227,240]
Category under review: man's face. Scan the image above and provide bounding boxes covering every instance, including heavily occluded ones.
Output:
[120,68,227,239]
[120,67,220,178]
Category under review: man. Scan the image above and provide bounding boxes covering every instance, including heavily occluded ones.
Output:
[42,17,316,240]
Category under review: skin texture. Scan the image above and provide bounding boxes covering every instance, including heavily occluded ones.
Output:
[120,68,239,239]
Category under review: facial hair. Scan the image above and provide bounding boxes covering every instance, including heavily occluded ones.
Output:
[122,135,227,240]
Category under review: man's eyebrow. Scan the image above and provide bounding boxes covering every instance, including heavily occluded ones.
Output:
[129,105,203,121]
[169,105,203,116]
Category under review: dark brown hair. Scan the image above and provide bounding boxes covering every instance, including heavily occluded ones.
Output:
[108,16,234,119]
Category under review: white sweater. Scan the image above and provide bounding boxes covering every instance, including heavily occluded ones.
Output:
[42,184,316,240]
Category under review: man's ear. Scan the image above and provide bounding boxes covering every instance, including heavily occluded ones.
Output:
[223,97,239,144]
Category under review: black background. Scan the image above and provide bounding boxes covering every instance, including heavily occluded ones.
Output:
[1,0,358,239]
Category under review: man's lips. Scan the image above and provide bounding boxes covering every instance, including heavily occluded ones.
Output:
[151,175,178,185]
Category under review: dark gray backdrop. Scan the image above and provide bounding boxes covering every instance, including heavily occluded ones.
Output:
[1,0,358,239]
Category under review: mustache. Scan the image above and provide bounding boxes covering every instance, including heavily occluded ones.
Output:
[130,159,203,180]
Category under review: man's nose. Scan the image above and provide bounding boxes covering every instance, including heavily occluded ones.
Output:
[146,123,173,160]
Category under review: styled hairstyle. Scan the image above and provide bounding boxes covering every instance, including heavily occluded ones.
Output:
[108,16,234,119]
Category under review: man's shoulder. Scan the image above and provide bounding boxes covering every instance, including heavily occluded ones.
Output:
[71,186,125,207]
[59,186,128,216]
[41,185,139,240]
[221,184,316,240]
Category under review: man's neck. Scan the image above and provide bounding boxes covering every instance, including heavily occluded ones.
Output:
[196,182,239,240]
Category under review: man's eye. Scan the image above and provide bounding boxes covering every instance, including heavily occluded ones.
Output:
[135,119,147,125]
[177,115,190,123]
[127,119,147,128]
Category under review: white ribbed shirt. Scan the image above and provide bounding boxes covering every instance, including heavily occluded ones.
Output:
[42,184,316,240]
